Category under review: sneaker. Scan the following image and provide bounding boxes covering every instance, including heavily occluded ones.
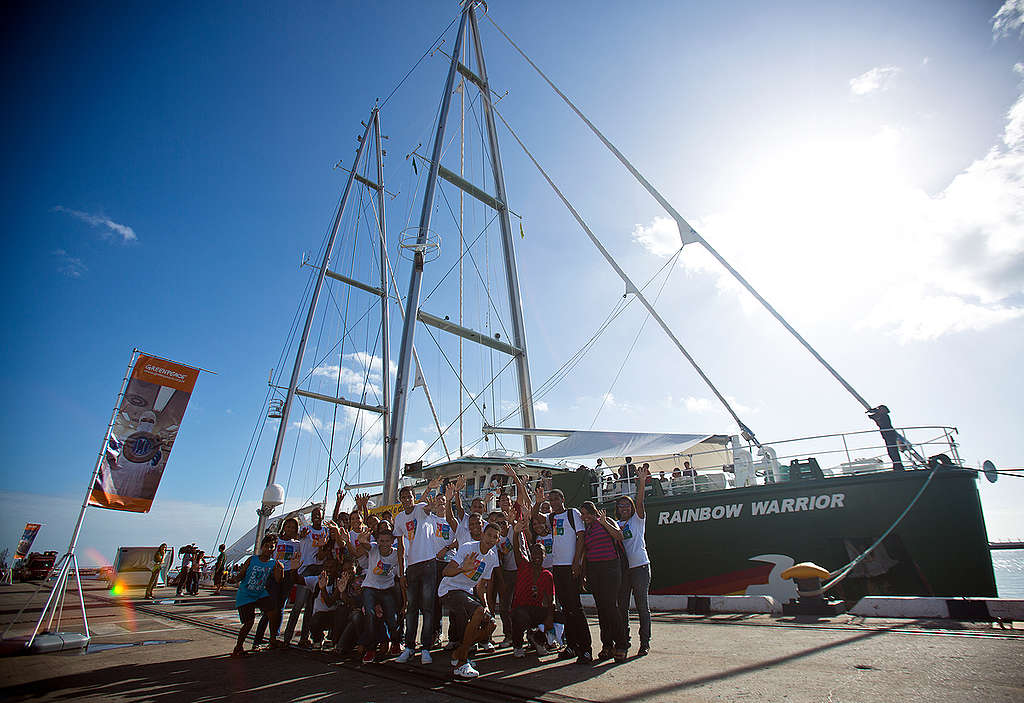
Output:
[638,643,650,657]
[557,647,576,661]
[362,649,376,664]
[597,647,613,661]
[454,661,479,679]
[545,630,558,648]
[479,641,495,653]
[389,642,402,656]
[513,647,526,658]
[395,647,414,663]
[576,651,593,665]
[421,649,432,665]
[296,639,312,650]
[498,637,513,649]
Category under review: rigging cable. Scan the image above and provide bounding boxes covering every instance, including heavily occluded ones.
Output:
[590,246,683,429]
[485,98,759,445]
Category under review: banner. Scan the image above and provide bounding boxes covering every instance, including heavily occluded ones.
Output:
[15,523,42,560]
[90,354,199,513]
[367,502,402,518]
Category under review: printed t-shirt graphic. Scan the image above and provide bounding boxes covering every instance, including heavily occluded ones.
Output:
[550,509,583,566]
[437,540,499,598]
[392,504,436,566]
[299,526,329,571]
[275,538,300,564]
[362,543,399,590]
[618,513,650,568]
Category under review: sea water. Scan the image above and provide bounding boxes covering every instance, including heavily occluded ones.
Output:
[993,550,1024,598]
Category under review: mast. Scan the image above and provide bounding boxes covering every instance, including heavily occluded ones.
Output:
[384,9,470,504]
[385,1,538,499]
[373,109,391,494]
[468,6,537,453]
[256,116,375,549]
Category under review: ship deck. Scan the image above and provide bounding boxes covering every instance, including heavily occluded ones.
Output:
[1,581,1022,702]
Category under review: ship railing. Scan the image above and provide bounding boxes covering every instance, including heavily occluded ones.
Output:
[590,425,961,502]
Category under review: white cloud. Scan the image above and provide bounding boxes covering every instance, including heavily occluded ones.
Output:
[52,248,86,278]
[53,206,137,243]
[534,400,549,413]
[631,216,680,257]
[633,84,1024,343]
[311,363,382,397]
[993,0,1024,39]
[849,66,901,96]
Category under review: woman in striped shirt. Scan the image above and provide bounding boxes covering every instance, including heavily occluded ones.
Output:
[580,500,627,663]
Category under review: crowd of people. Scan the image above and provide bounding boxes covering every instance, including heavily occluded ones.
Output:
[229,462,654,679]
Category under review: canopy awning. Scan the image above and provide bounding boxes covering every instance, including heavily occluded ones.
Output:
[525,430,728,467]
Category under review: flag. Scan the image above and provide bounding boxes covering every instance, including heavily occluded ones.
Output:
[15,523,42,559]
[90,355,200,513]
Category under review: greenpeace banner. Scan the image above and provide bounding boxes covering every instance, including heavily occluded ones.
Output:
[90,355,199,513]
[15,523,42,559]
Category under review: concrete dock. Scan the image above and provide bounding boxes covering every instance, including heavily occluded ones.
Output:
[1,581,1022,702]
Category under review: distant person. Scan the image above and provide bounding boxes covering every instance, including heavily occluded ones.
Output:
[145,543,167,599]
[617,465,652,657]
[213,544,227,595]
[175,545,194,597]
[681,461,696,477]
[867,405,904,470]
[672,467,682,479]
[232,533,283,656]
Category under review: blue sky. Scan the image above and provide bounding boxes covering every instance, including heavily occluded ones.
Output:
[1,0,1022,565]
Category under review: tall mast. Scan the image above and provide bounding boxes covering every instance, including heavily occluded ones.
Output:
[373,108,391,492]
[468,5,537,453]
[256,116,375,549]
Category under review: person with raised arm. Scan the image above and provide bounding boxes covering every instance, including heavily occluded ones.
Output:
[438,521,502,679]
[283,504,330,648]
[580,501,627,663]
[544,486,592,664]
[353,520,401,662]
[617,463,652,656]
[450,473,488,546]
[508,512,555,658]
[232,533,284,656]
[394,476,442,665]
[429,483,460,648]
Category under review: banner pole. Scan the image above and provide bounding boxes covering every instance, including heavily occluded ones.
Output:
[23,347,139,648]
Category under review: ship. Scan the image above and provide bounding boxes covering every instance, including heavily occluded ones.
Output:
[221,0,998,606]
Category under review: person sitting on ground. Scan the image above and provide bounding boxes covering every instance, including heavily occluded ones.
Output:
[232,533,284,656]
[438,522,502,679]
[353,521,402,663]
[580,501,627,663]
[333,558,365,655]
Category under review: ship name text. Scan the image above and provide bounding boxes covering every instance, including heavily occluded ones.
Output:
[656,493,846,526]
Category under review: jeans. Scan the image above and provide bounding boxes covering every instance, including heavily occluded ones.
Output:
[552,565,591,654]
[404,560,437,649]
[617,562,651,647]
[498,568,517,637]
[510,605,548,648]
[586,558,626,651]
[361,587,399,649]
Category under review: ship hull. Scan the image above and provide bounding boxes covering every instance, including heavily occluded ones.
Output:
[554,468,996,602]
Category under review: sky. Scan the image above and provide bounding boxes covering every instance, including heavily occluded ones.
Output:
[1,0,1022,567]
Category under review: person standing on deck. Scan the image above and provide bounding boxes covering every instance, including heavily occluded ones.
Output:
[232,533,284,656]
[394,477,442,665]
[145,543,167,599]
[867,405,905,470]
[213,544,226,595]
[254,516,302,649]
[580,501,627,663]
[542,488,592,664]
[283,505,329,648]
[616,464,652,656]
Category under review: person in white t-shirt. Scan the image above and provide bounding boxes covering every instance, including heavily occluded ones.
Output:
[353,522,402,662]
[616,464,652,656]
[283,504,330,647]
[449,473,487,547]
[437,522,501,679]
[430,485,460,648]
[541,486,593,664]
[394,477,442,664]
